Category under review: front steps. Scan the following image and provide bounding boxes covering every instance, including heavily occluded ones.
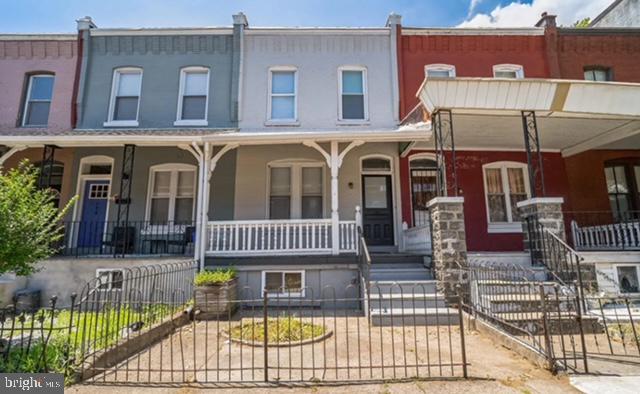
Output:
[367,254,459,327]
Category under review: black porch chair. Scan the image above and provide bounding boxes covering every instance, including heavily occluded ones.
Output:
[103,226,136,254]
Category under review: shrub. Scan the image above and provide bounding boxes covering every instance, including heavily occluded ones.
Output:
[194,268,236,286]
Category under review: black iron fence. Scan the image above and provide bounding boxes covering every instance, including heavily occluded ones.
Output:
[0,261,197,381]
[85,285,468,384]
[566,211,640,251]
[55,221,197,257]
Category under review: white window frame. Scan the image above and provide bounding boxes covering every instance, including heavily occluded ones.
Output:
[492,64,524,79]
[338,66,369,124]
[266,66,298,125]
[425,64,456,78]
[613,264,640,295]
[266,160,326,220]
[104,67,143,127]
[22,74,55,127]
[482,161,531,233]
[174,66,210,126]
[145,163,197,223]
[261,270,305,298]
[96,269,124,291]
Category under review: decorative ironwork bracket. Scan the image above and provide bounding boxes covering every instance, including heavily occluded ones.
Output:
[433,109,458,197]
[38,145,57,190]
[521,111,546,197]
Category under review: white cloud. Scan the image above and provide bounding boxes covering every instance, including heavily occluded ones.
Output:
[468,0,485,17]
[458,0,612,27]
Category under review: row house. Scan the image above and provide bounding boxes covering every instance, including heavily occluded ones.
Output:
[1,12,639,303]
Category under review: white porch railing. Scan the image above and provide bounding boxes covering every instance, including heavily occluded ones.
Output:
[206,219,358,256]
[571,220,640,250]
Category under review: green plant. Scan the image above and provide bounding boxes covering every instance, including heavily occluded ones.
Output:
[194,267,237,286]
[0,160,76,276]
[573,17,591,28]
[228,317,326,343]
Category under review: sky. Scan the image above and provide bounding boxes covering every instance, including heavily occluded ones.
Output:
[0,0,614,33]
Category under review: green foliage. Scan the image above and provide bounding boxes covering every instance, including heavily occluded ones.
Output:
[573,17,591,28]
[607,322,640,345]
[194,267,237,286]
[0,160,76,276]
[229,317,326,343]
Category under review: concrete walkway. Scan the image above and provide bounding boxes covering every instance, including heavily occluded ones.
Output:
[570,375,640,394]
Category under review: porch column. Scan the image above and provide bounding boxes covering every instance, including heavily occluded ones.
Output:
[433,109,457,197]
[517,197,565,266]
[114,144,135,258]
[38,145,57,189]
[427,197,468,304]
[200,143,212,267]
[330,142,340,255]
[521,111,546,197]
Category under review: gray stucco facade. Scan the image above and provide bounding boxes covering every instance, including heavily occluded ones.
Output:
[592,0,640,27]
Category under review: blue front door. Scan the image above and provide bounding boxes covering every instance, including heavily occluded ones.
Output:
[78,180,110,248]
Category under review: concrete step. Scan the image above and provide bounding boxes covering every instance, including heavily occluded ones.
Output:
[370,280,438,294]
[474,280,561,295]
[369,293,445,309]
[370,307,459,326]
[369,268,432,281]
[479,294,576,313]
[371,262,428,270]
[371,253,428,265]
[491,311,602,335]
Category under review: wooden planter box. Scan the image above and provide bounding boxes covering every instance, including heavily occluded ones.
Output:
[195,277,238,320]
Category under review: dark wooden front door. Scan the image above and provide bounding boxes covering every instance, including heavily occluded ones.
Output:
[362,175,394,245]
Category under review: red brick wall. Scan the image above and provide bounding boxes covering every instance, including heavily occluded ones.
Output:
[398,34,550,118]
[401,150,571,252]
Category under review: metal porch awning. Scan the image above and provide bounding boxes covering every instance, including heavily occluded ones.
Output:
[414,77,640,157]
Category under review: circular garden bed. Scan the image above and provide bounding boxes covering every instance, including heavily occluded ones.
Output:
[225,317,332,347]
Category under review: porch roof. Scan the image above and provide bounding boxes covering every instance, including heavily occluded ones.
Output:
[415,77,640,156]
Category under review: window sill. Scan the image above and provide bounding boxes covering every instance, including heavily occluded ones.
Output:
[263,291,305,298]
[174,120,208,127]
[487,222,523,234]
[337,120,370,126]
[264,120,300,127]
[103,120,139,127]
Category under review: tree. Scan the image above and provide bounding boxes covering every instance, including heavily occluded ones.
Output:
[0,160,76,276]
[573,18,591,28]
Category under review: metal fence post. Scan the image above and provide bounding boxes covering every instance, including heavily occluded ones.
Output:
[456,285,468,378]
[539,284,555,372]
[263,289,269,382]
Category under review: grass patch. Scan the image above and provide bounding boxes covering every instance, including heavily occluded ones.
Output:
[194,268,236,286]
[228,317,326,344]
[607,322,640,345]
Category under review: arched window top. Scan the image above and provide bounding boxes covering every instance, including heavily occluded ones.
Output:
[362,156,391,172]
[410,158,437,169]
[493,64,524,79]
[425,64,456,78]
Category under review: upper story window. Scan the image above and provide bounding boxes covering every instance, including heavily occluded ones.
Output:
[339,67,368,122]
[268,67,297,123]
[22,74,54,127]
[175,67,210,126]
[584,67,612,82]
[146,164,197,224]
[425,64,456,78]
[493,64,524,79]
[483,162,530,233]
[106,68,142,127]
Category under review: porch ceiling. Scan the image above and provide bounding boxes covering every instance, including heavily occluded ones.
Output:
[415,77,640,156]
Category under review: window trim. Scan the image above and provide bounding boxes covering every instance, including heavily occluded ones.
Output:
[338,66,369,124]
[613,264,640,295]
[266,66,299,125]
[104,67,143,127]
[266,160,326,220]
[425,64,456,78]
[360,154,393,175]
[21,73,55,127]
[145,163,197,223]
[174,66,210,126]
[492,64,525,79]
[96,269,124,291]
[482,161,531,233]
[261,270,305,298]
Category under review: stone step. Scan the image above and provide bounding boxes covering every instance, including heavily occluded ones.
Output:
[479,294,576,313]
[491,312,602,335]
[369,293,445,309]
[474,280,562,295]
[369,280,438,294]
[369,268,432,281]
[370,307,459,326]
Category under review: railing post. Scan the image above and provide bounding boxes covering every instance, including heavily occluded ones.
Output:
[539,284,555,372]
[263,289,269,382]
[456,285,468,378]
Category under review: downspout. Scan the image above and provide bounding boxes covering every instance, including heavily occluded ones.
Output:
[232,13,248,122]
[387,13,402,123]
[74,17,96,127]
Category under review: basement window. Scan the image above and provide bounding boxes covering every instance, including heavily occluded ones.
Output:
[96,269,124,291]
[616,265,640,294]
[262,271,305,297]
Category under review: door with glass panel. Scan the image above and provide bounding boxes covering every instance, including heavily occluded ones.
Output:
[604,160,640,222]
[362,175,394,246]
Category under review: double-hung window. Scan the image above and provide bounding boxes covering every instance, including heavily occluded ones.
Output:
[425,64,456,78]
[175,67,209,126]
[584,67,612,81]
[106,68,142,126]
[493,64,524,79]
[339,67,367,121]
[268,67,297,123]
[483,162,530,232]
[147,164,197,224]
[22,74,54,127]
[269,163,324,220]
